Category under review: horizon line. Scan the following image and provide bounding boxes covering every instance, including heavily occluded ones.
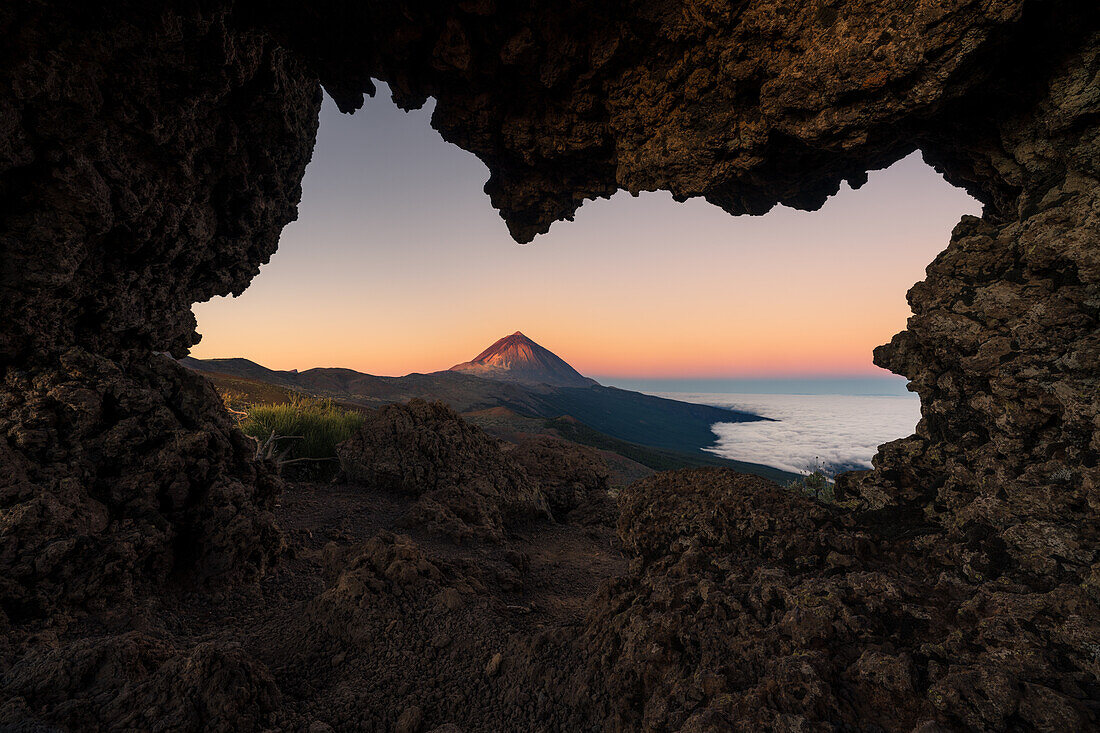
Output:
[185,354,902,382]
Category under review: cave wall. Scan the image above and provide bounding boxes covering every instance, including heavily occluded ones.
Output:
[1,1,320,617]
[258,0,1098,600]
[261,0,1062,241]
[2,2,320,361]
[869,33,1100,588]
[1,0,1098,722]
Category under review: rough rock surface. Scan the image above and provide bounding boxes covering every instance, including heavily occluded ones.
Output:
[2,1,317,617]
[336,400,551,540]
[1,633,280,731]
[293,533,525,728]
[262,0,1089,240]
[2,0,1099,728]
[4,468,1096,730]
[1,2,320,360]
[507,435,610,518]
[868,34,1100,587]
[0,350,282,621]
[575,469,1098,730]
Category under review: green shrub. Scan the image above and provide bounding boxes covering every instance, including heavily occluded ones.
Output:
[786,461,836,503]
[238,398,365,462]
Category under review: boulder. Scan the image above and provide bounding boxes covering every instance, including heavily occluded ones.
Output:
[337,400,550,540]
[507,435,610,518]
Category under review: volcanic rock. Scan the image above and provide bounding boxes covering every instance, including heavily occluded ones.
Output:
[571,469,1096,730]
[0,632,280,731]
[336,400,551,541]
[2,0,1099,729]
[0,350,282,621]
[294,532,532,729]
[506,435,610,518]
[1,2,314,619]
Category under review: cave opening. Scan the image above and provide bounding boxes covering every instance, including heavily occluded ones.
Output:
[4,3,1097,728]
[189,84,981,478]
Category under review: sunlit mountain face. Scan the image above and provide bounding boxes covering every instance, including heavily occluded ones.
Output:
[450,332,597,388]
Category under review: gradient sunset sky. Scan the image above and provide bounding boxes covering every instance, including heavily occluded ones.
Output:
[191,87,981,379]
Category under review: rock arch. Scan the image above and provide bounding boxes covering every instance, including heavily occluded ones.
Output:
[2,0,1097,727]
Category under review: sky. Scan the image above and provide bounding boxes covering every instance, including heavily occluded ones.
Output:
[191,86,981,379]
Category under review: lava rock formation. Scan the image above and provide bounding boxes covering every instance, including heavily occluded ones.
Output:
[2,0,1098,729]
[336,399,552,542]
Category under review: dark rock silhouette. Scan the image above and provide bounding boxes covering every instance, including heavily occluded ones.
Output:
[2,633,281,731]
[1,3,311,620]
[337,400,551,541]
[1,0,1098,729]
[0,350,282,621]
[574,469,1096,729]
[507,435,610,519]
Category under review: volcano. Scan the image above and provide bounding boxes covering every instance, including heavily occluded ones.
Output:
[449,332,598,388]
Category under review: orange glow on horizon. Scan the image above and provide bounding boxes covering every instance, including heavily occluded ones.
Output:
[189,313,907,380]
[189,93,979,382]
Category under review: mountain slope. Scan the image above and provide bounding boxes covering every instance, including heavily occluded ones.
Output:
[450,332,597,387]
[178,356,298,386]
[181,355,794,482]
[526,385,760,456]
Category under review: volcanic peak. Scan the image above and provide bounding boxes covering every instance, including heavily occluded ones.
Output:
[450,332,598,388]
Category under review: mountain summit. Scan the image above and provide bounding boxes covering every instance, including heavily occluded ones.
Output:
[449,332,598,388]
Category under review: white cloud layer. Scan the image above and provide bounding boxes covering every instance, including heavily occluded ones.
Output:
[656,392,922,476]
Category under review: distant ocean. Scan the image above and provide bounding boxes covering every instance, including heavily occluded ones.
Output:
[602,376,921,476]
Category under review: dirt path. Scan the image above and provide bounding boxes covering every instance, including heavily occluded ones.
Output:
[162,478,626,731]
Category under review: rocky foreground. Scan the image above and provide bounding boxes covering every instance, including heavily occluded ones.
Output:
[1,401,1092,731]
[4,3,1097,728]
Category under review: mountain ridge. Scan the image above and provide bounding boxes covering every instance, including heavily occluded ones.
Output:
[179,349,796,484]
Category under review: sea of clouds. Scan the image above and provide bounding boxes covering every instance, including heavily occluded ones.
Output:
[655,392,922,476]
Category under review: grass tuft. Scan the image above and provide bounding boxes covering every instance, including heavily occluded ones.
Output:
[238,397,365,462]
